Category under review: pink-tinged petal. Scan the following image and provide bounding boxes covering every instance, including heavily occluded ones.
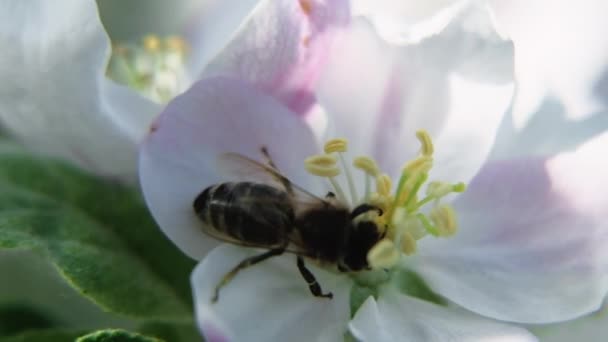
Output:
[0,0,159,180]
[192,245,351,342]
[199,0,350,115]
[349,290,537,342]
[351,0,470,44]
[139,77,320,260]
[318,4,513,185]
[409,133,608,323]
[489,0,608,127]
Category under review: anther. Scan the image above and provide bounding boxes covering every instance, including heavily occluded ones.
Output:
[367,239,400,269]
[304,155,340,177]
[165,36,187,53]
[143,35,161,52]
[353,157,380,176]
[399,231,417,255]
[305,154,337,167]
[324,139,348,154]
[429,205,458,237]
[304,163,340,178]
[416,130,434,156]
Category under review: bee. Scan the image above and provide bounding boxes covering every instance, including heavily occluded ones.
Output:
[193,147,385,302]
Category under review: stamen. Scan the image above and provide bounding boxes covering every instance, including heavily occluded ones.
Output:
[429,205,458,237]
[376,174,392,198]
[416,130,434,156]
[323,139,357,205]
[353,157,380,176]
[306,131,465,266]
[354,156,380,201]
[107,35,189,103]
[339,153,358,206]
[304,154,347,203]
[143,35,161,52]
[426,181,467,198]
[398,231,417,255]
[367,239,400,269]
[324,139,348,153]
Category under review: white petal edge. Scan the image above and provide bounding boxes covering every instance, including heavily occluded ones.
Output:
[351,0,471,44]
[410,132,608,323]
[0,0,159,180]
[192,245,351,342]
[349,290,537,342]
[185,0,261,77]
[317,4,514,186]
[489,0,608,127]
[200,0,349,115]
[139,77,321,260]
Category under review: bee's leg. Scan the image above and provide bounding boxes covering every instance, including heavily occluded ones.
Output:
[296,256,333,299]
[260,146,294,195]
[212,247,285,303]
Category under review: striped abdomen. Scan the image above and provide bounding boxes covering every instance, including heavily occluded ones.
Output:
[193,182,295,246]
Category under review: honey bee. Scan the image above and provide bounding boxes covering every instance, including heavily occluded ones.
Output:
[193,147,385,302]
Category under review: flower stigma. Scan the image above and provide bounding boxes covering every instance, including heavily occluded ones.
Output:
[107,35,189,103]
[304,130,467,273]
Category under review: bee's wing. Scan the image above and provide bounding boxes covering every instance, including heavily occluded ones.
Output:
[217,152,327,205]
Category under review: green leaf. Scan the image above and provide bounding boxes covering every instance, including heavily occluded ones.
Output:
[0,329,84,342]
[0,304,55,336]
[0,142,196,322]
[77,329,162,342]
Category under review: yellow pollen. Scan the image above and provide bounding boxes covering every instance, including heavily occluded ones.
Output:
[305,132,465,264]
[108,35,189,103]
[143,35,161,52]
[399,231,417,255]
[324,139,348,153]
[304,164,340,178]
[165,36,187,54]
[367,239,400,269]
[416,129,434,156]
[305,154,337,167]
[353,156,380,176]
[429,205,458,237]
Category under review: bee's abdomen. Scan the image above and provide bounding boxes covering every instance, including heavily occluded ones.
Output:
[193,182,294,245]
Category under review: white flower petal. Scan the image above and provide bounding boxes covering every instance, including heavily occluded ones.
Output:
[490,97,608,160]
[185,0,261,76]
[531,305,608,342]
[192,245,351,342]
[318,4,513,185]
[349,290,537,342]
[410,134,608,323]
[350,0,470,44]
[199,0,349,115]
[139,77,320,260]
[0,0,158,179]
[489,0,608,126]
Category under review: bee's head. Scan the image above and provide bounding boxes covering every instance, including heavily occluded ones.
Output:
[339,204,385,272]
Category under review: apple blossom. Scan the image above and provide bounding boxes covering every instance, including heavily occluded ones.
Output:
[0,0,346,180]
[139,1,608,341]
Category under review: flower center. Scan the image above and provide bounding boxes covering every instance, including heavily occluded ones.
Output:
[304,130,466,269]
[107,35,189,103]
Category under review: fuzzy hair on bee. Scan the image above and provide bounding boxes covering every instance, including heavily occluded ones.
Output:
[193,148,385,302]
